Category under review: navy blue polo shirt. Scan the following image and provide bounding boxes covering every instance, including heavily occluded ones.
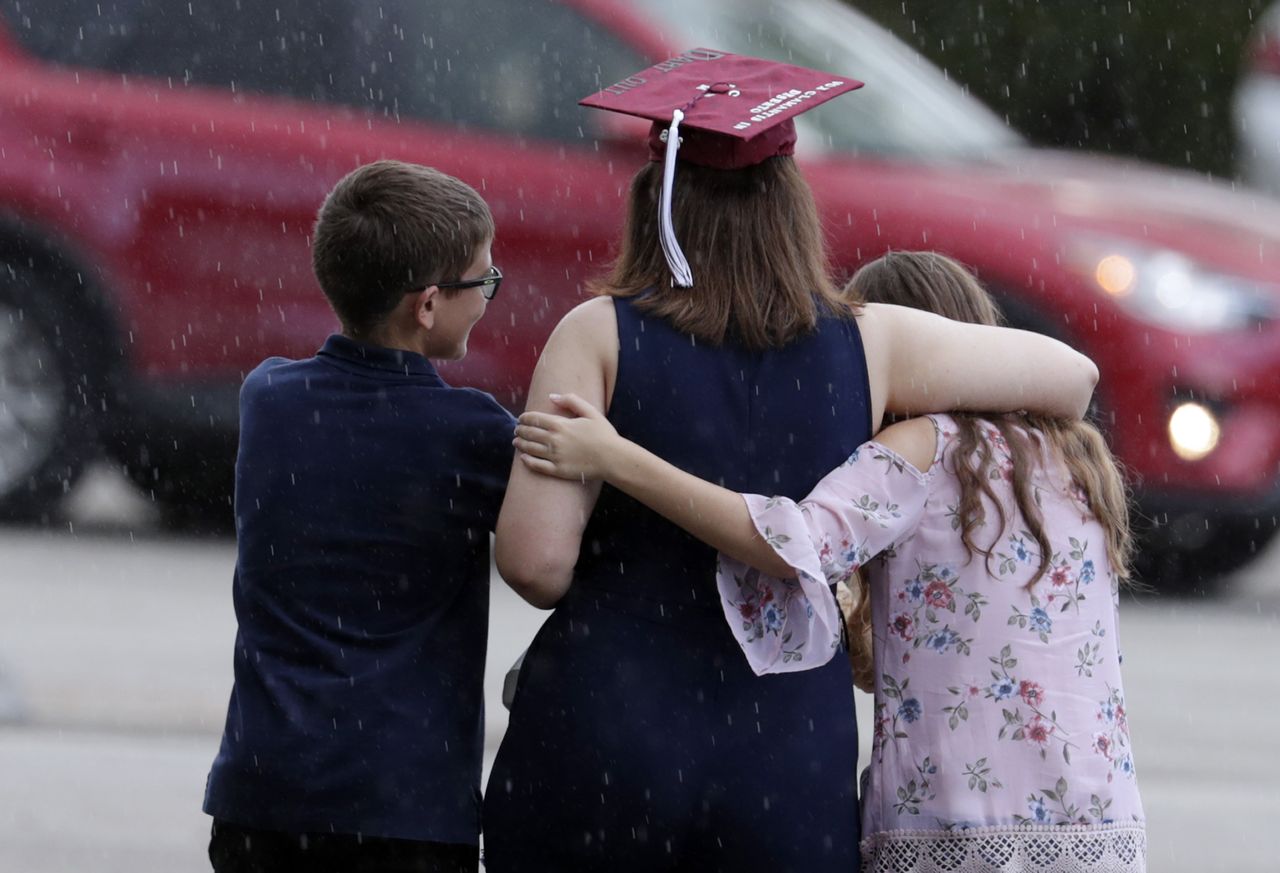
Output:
[203,335,515,844]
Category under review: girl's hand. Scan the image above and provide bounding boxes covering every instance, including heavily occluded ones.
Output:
[514,393,621,481]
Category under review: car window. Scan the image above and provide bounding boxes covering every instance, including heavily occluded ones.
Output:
[0,0,344,102]
[1,0,647,143]
[628,0,1022,159]
[346,0,648,140]
[0,0,141,71]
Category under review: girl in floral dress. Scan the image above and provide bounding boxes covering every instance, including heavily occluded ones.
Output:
[512,252,1146,873]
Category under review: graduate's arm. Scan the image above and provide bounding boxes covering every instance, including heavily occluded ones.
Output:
[494,299,615,609]
[516,393,795,579]
[857,302,1099,422]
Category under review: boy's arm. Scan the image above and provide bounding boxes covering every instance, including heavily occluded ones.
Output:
[469,399,518,532]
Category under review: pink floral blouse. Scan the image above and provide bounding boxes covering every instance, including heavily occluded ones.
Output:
[716,415,1146,873]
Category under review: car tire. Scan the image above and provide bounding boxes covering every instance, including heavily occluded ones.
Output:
[0,260,102,520]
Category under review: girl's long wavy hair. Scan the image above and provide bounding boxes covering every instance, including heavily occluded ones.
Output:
[591,156,857,349]
[840,251,1135,689]
[856,251,1134,586]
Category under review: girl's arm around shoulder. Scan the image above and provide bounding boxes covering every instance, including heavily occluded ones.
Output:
[510,399,942,587]
[510,397,940,676]
[515,391,798,580]
[495,297,617,609]
[857,302,1099,423]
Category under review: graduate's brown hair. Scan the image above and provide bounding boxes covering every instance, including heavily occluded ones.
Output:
[312,160,494,338]
[594,157,856,350]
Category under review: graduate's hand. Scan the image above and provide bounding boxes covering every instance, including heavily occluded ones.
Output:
[514,392,622,481]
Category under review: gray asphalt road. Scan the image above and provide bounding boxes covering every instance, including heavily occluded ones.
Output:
[1,467,1277,872]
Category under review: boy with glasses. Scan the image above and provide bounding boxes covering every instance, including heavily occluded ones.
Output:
[203,160,515,873]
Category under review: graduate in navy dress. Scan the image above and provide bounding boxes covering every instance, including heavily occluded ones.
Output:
[203,160,515,873]
[484,51,1098,872]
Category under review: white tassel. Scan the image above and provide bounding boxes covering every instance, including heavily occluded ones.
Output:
[658,108,694,288]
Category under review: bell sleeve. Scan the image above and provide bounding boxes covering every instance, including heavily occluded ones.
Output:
[717,441,931,675]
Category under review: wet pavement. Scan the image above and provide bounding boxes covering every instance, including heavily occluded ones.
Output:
[1,466,1276,872]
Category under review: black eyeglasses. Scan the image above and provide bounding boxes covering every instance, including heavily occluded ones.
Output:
[434,266,503,300]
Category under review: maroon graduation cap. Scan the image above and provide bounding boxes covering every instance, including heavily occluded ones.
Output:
[581,49,864,286]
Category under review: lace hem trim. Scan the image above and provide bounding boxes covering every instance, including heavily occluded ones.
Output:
[860,823,1146,873]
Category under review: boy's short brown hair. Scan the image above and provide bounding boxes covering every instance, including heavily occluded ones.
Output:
[311,160,494,337]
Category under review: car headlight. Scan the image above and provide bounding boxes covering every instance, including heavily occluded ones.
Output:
[1168,402,1221,461]
[1068,239,1278,333]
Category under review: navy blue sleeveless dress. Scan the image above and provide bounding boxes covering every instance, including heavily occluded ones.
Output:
[484,297,872,872]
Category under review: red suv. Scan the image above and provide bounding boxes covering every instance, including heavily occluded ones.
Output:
[2,0,1278,589]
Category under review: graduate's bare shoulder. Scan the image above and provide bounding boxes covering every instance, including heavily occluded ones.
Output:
[552,296,617,344]
[536,296,619,406]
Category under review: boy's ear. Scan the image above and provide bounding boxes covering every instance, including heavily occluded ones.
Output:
[413,286,440,331]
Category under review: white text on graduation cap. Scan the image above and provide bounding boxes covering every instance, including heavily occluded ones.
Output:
[734,81,846,130]
[601,49,726,95]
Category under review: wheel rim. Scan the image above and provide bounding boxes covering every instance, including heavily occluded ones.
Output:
[0,301,66,491]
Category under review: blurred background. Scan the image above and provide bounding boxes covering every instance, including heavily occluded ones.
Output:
[1,0,1278,870]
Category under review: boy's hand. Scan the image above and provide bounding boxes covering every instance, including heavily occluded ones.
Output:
[514,393,621,481]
